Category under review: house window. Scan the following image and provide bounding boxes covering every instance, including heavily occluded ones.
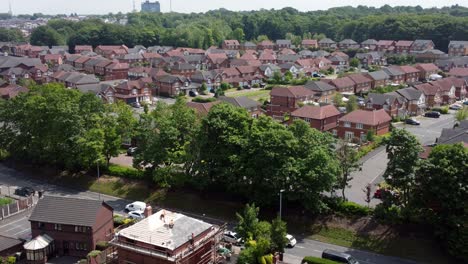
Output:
[75,226,87,233]
[54,224,62,231]
[304,118,312,123]
[345,131,354,140]
[75,242,88,251]
[356,123,363,129]
[37,222,44,228]
[332,130,337,136]
[344,122,351,128]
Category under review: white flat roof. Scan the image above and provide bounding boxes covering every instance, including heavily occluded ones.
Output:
[117,210,213,250]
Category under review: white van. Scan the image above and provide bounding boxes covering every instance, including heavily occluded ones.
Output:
[125,201,146,212]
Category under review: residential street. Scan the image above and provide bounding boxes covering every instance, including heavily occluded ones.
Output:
[0,162,424,264]
[284,237,419,264]
[345,112,456,206]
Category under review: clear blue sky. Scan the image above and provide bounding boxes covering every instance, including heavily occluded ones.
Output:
[2,0,467,15]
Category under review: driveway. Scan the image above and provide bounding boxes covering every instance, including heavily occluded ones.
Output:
[110,153,133,168]
[345,112,456,206]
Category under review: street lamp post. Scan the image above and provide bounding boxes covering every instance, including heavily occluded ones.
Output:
[279,189,285,220]
[97,159,101,201]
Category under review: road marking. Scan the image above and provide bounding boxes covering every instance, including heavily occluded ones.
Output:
[0,216,28,228]
[13,228,30,236]
[295,245,305,249]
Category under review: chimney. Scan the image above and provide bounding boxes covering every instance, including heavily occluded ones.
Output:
[144,205,152,218]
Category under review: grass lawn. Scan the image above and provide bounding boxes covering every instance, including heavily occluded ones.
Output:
[0,197,13,206]
[308,225,450,264]
[226,89,271,101]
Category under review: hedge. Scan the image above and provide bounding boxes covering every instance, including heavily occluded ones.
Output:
[302,256,339,264]
[87,250,101,258]
[106,164,144,180]
[337,201,372,217]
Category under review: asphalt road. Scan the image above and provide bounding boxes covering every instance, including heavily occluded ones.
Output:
[284,237,419,264]
[344,112,456,206]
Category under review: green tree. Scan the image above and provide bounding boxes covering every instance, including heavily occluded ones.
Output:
[415,144,468,261]
[455,106,468,122]
[255,221,272,241]
[350,58,360,68]
[231,27,245,42]
[335,140,361,199]
[236,203,260,241]
[383,129,422,207]
[270,217,288,253]
[346,95,358,113]
[333,93,344,107]
[30,26,65,46]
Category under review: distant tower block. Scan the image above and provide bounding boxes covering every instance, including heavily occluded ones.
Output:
[141,0,161,13]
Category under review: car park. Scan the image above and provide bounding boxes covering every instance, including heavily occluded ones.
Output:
[14,187,35,197]
[405,119,420,125]
[125,201,146,212]
[128,210,145,220]
[127,147,137,156]
[286,234,297,248]
[322,249,359,264]
[424,111,441,118]
[223,231,243,245]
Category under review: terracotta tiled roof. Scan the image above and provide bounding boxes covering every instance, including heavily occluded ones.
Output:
[270,86,314,97]
[395,40,414,47]
[449,67,468,77]
[348,74,372,84]
[339,109,391,126]
[377,40,394,46]
[415,63,439,72]
[330,77,355,88]
[397,65,420,74]
[291,105,340,120]
[414,83,440,96]
[431,79,454,92]
[186,101,220,115]
[224,40,240,46]
[302,39,318,45]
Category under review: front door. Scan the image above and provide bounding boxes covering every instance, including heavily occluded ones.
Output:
[63,241,69,255]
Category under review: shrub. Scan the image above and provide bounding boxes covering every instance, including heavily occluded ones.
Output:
[87,250,101,258]
[113,215,126,226]
[192,97,216,103]
[96,241,109,250]
[264,85,274,90]
[252,83,260,88]
[302,256,339,264]
[106,164,144,180]
[0,149,9,161]
[374,204,402,224]
[432,107,448,114]
[0,197,13,206]
[337,201,371,217]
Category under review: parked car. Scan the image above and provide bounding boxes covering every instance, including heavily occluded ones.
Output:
[223,231,243,245]
[189,90,198,97]
[14,187,35,197]
[131,102,142,109]
[405,119,420,125]
[449,104,462,110]
[243,85,251,89]
[128,210,145,220]
[463,101,468,106]
[424,111,441,118]
[127,147,137,156]
[260,83,266,88]
[286,234,297,248]
[125,201,146,212]
[322,249,359,264]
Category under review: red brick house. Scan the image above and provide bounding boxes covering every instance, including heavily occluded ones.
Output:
[171,62,197,78]
[257,40,275,50]
[114,79,153,105]
[365,71,390,88]
[94,45,129,59]
[396,65,420,83]
[104,62,129,80]
[446,77,467,100]
[156,75,197,97]
[394,40,414,54]
[413,83,442,108]
[364,93,406,118]
[73,56,91,71]
[276,39,292,49]
[360,39,378,51]
[74,45,93,54]
[304,81,336,104]
[94,59,113,76]
[376,40,395,53]
[448,41,468,57]
[290,105,341,132]
[415,63,439,81]
[396,87,426,116]
[267,86,314,119]
[383,67,405,84]
[337,109,392,142]
[411,40,435,52]
[301,39,318,49]
[318,38,336,49]
[84,57,109,74]
[448,68,468,79]
[27,196,113,262]
[206,53,229,69]
[327,77,355,94]
[40,54,63,66]
[219,96,263,118]
[348,74,372,94]
[259,51,277,64]
[222,40,240,50]
[431,79,457,105]
[111,210,221,264]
